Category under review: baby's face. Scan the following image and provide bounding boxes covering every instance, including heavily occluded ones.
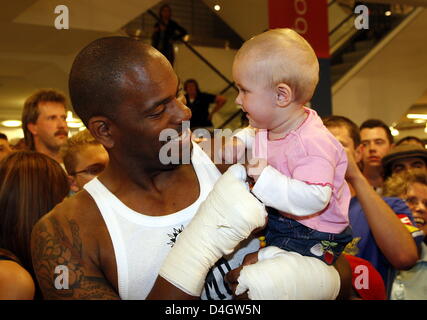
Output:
[232,56,277,129]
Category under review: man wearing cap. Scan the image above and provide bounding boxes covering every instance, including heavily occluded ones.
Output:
[382,144,427,179]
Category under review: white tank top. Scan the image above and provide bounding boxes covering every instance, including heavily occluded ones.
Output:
[84,142,221,299]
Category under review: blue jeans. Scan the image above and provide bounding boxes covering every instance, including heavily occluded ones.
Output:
[266,210,353,265]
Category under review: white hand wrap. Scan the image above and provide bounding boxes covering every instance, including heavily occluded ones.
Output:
[235,246,341,300]
[159,164,267,296]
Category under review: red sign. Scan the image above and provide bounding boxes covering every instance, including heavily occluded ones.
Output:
[268,0,330,58]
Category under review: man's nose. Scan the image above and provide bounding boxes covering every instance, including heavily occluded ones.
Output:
[415,201,427,212]
[58,117,67,128]
[175,99,192,123]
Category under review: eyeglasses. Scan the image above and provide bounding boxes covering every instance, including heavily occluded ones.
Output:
[71,163,105,176]
[404,196,427,208]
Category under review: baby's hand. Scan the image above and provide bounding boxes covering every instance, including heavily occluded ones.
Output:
[246,157,268,182]
[222,136,246,164]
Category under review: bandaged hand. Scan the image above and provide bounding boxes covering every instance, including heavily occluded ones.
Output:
[221,136,246,164]
[234,246,341,300]
[159,164,267,296]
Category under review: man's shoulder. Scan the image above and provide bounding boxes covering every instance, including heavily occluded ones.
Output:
[34,189,101,239]
[381,196,411,214]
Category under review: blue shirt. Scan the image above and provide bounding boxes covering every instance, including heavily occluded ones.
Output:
[345,196,424,294]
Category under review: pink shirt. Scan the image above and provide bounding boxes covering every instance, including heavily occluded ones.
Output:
[253,107,350,233]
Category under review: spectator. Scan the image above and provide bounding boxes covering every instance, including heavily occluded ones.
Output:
[395,135,425,148]
[382,143,427,179]
[61,129,109,192]
[21,89,69,166]
[359,119,394,191]
[151,4,188,66]
[0,133,12,161]
[323,115,421,296]
[0,151,69,299]
[383,169,427,299]
[184,79,227,129]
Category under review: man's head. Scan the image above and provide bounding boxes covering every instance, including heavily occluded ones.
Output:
[184,79,200,97]
[322,115,361,153]
[69,37,191,172]
[22,89,68,153]
[382,143,427,178]
[0,133,12,162]
[359,119,394,171]
[61,129,109,192]
[232,28,319,129]
[383,169,427,235]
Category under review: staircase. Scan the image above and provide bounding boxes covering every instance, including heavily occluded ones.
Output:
[331,38,375,83]
[330,3,415,84]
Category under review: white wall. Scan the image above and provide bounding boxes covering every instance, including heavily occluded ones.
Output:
[332,8,427,136]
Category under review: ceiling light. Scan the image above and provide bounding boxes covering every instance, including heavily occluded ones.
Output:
[385,11,392,16]
[389,127,399,136]
[1,120,22,127]
[66,111,74,121]
[407,113,427,120]
[67,121,83,128]
[214,4,221,11]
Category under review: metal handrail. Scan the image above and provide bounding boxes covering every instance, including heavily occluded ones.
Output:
[329,11,354,36]
[147,9,241,129]
[147,9,237,91]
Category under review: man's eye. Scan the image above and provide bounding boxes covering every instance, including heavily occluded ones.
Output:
[148,106,166,118]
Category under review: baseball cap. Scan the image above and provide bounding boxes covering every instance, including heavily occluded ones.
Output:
[344,254,387,300]
[382,144,427,178]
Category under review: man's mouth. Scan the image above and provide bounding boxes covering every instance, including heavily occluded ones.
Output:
[167,128,191,142]
[414,217,426,227]
[55,132,68,138]
[368,156,380,161]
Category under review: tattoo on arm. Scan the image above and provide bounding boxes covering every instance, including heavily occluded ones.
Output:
[31,217,120,300]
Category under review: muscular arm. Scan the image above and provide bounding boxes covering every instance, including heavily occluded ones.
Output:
[31,215,120,300]
[346,149,418,270]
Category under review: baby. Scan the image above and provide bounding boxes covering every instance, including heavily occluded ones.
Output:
[227,28,352,265]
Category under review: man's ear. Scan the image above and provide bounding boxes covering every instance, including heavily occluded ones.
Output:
[27,123,38,135]
[87,116,114,149]
[276,83,293,107]
[68,175,80,193]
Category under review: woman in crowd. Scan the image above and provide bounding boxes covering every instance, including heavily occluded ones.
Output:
[0,151,69,299]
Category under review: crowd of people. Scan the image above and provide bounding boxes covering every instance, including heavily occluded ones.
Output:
[0,27,425,301]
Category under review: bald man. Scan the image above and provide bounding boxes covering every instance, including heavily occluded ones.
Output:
[31,36,351,300]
